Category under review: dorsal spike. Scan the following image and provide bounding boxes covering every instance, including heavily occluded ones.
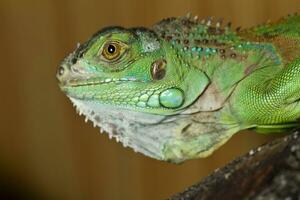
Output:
[227,22,232,28]
[186,12,191,19]
[216,18,224,27]
[193,15,199,22]
[200,18,206,24]
[206,17,213,26]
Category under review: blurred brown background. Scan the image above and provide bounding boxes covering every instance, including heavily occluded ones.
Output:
[0,0,299,199]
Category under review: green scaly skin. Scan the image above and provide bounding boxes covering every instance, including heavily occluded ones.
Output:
[57,14,300,163]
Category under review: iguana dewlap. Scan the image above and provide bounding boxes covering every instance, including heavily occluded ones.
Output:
[57,14,300,163]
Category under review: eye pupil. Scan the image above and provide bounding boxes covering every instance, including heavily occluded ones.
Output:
[101,42,124,61]
[107,44,116,54]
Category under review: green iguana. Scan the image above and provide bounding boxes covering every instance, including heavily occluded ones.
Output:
[57,14,300,163]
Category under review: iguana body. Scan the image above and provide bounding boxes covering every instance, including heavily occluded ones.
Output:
[57,14,300,163]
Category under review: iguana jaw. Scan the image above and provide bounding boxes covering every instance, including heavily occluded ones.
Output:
[59,77,139,100]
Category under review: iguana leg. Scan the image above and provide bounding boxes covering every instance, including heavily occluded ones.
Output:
[232,57,300,131]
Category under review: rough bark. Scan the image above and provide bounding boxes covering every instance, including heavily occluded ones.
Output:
[170,129,300,200]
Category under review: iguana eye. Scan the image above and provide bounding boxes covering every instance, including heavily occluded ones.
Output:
[101,41,123,61]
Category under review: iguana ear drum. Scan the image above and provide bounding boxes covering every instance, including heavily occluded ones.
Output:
[151,59,166,80]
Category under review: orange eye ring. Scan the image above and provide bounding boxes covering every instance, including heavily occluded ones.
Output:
[101,42,122,61]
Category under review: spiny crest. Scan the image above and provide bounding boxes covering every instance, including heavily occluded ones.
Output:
[151,13,244,50]
[152,13,243,60]
[246,19,274,33]
[152,13,240,40]
[245,12,300,36]
[282,12,299,20]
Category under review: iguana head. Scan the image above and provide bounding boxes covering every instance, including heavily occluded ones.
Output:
[57,26,207,115]
[57,20,239,163]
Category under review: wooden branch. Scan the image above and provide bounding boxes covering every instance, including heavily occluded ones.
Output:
[170,129,300,200]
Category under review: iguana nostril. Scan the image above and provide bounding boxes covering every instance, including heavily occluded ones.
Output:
[57,66,65,76]
[56,66,67,83]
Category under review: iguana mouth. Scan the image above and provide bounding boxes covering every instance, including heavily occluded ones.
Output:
[64,77,139,88]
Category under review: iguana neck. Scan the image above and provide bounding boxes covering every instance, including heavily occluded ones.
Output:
[164,34,282,102]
